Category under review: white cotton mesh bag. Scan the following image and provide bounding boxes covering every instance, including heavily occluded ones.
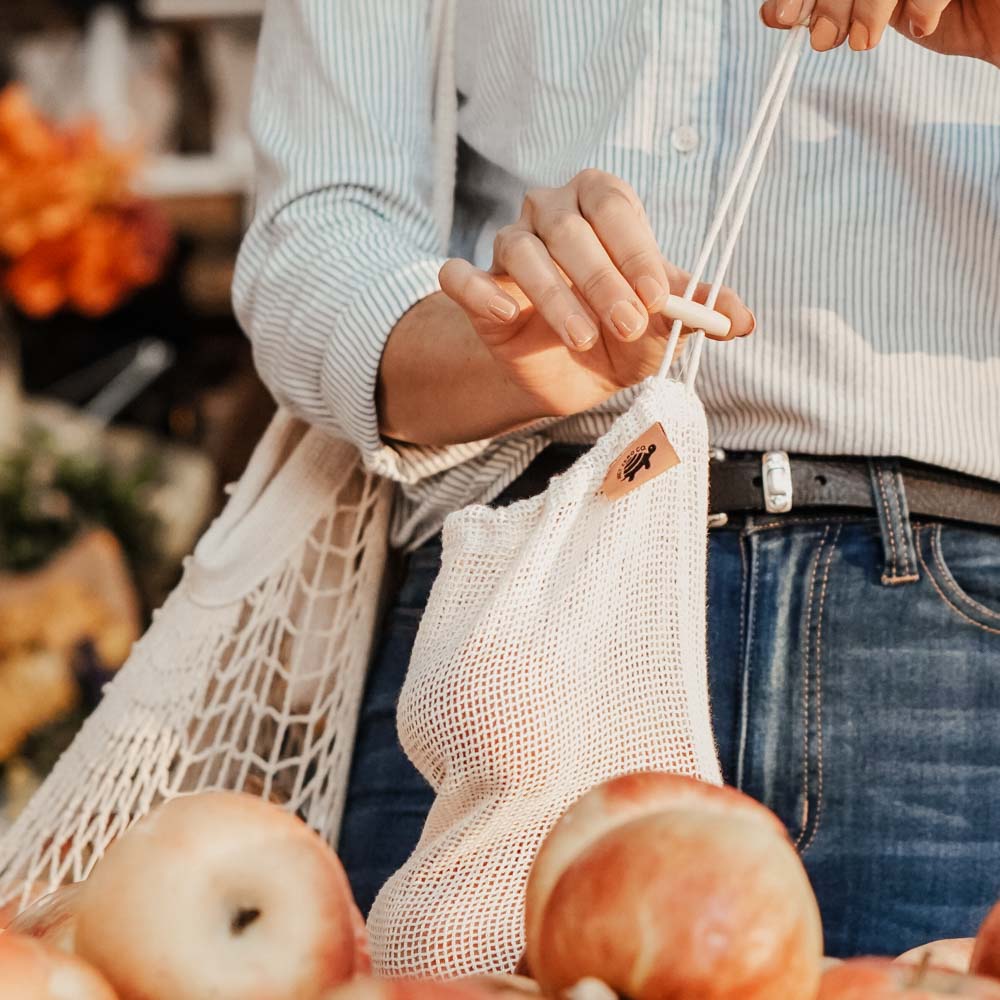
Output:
[368,376,720,979]
[368,15,816,979]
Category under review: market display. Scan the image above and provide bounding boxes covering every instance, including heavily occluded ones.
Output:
[1,776,999,999]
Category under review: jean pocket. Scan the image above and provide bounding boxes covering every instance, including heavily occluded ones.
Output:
[917,523,1000,633]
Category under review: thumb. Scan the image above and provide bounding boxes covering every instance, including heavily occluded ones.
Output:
[439,258,523,347]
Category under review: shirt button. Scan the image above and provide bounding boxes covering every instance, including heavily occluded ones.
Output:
[671,125,700,153]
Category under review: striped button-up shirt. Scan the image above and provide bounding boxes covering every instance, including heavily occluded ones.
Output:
[234,1,1000,549]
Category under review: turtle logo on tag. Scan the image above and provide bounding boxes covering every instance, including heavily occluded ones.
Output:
[601,423,680,501]
[620,443,657,483]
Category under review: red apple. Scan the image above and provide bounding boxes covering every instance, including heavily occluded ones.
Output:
[74,792,369,1000]
[820,957,1000,998]
[525,770,786,978]
[525,773,822,1000]
[972,902,1000,982]
[458,973,543,996]
[0,932,118,999]
[559,979,617,1000]
[322,978,497,1000]
[896,939,974,974]
[8,883,82,953]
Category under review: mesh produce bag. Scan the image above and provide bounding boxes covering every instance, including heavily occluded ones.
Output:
[368,16,816,978]
[369,377,721,979]
[0,414,392,906]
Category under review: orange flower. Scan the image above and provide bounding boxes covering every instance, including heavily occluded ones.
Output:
[0,85,171,319]
[0,86,137,255]
[4,205,172,319]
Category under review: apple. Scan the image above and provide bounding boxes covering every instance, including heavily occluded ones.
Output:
[458,973,543,996]
[74,792,369,1000]
[896,939,974,974]
[525,771,786,975]
[7,883,82,953]
[820,957,1000,998]
[321,978,497,1000]
[525,772,822,1000]
[972,902,1000,982]
[0,932,117,1000]
[560,978,618,1000]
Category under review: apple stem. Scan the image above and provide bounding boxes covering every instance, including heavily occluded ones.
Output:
[231,907,261,935]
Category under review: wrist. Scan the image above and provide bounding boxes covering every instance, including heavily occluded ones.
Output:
[377,292,548,446]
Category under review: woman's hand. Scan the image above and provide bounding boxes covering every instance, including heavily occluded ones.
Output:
[438,169,755,421]
[760,0,1000,66]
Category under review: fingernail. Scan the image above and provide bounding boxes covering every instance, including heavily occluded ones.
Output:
[610,300,646,341]
[635,275,667,311]
[811,15,840,50]
[848,20,870,50]
[909,19,926,38]
[564,314,599,349]
[487,294,518,321]
[776,0,803,25]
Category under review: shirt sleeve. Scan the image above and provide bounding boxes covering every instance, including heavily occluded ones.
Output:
[233,0,483,482]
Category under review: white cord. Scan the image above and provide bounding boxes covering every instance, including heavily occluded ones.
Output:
[431,0,458,253]
[659,18,813,385]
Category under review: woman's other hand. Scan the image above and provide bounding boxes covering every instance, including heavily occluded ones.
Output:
[760,0,1000,66]
[438,169,755,421]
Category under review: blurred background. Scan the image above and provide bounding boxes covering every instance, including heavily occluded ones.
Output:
[0,0,270,830]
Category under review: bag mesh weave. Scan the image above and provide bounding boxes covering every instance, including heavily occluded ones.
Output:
[368,377,722,979]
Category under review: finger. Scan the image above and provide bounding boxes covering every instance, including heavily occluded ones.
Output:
[526,187,650,344]
[663,262,756,341]
[573,170,674,314]
[900,0,950,39]
[438,258,521,346]
[492,224,601,351]
[809,0,854,50]
[759,0,810,27]
[845,0,898,48]
[760,3,790,29]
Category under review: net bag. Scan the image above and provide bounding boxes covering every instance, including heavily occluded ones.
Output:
[369,377,720,979]
[0,0,462,910]
[0,414,392,907]
[367,17,816,979]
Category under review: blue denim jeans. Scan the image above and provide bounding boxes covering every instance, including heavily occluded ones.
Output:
[338,453,1000,958]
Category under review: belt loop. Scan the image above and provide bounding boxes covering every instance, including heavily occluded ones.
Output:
[868,459,920,586]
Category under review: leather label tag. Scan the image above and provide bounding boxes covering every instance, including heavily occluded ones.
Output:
[601,422,680,500]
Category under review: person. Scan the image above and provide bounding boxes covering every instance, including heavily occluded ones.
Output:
[233,0,1000,959]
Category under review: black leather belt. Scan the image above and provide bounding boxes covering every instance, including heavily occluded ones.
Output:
[709,454,1000,530]
[521,446,1000,530]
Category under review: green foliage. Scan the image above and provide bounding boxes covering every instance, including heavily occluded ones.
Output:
[0,430,161,575]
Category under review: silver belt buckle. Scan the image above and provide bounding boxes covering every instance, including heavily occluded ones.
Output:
[761,451,793,514]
